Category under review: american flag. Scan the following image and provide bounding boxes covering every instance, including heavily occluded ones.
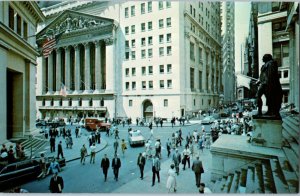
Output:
[42,37,56,58]
[60,84,67,97]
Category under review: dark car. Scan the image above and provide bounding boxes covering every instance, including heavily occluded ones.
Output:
[0,157,66,191]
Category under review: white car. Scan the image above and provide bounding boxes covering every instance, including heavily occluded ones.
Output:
[128,130,145,146]
[201,116,215,124]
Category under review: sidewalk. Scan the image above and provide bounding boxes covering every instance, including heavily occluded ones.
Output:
[34,128,108,162]
[113,144,213,193]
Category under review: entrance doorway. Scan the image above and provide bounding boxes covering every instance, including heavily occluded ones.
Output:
[7,69,23,139]
[142,100,153,122]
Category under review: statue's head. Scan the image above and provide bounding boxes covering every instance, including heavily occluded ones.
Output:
[262,54,273,63]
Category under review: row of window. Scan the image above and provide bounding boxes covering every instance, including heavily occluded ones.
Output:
[125,46,172,60]
[8,5,28,40]
[129,99,169,107]
[42,98,105,107]
[125,80,173,90]
[124,1,171,18]
[125,64,172,77]
[125,34,172,49]
[124,18,171,34]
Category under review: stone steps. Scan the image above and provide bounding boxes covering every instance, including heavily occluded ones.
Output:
[229,171,240,193]
[269,159,290,193]
[262,161,275,193]
[21,137,48,158]
[245,166,255,193]
[223,173,234,193]
[278,157,299,193]
[254,163,264,193]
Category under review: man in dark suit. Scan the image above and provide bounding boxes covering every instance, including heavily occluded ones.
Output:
[137,153,146,179]
[152,155,160,186]
[172,149,181,175]
[49,172,64,193]
[101,154,110,181]
[57,141,64,159]
[192,156,204,187]
[112,154,121,181]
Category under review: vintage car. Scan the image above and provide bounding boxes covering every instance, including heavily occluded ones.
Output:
[201,116,215,125]
[0,157,66,191]
[128,130,145,146]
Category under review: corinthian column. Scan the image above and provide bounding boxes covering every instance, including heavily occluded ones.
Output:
[105,37,114,92]
[83,42,91,93]
[55,48,62,93]
[47,53,54,94]
[74,44,80,93]
[64,46,71,92]
[94,40,102,93]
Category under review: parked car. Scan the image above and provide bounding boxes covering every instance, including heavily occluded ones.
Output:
[36,121,46,127]
[128,130,145,146]
[0,157,66,191]
[201,116,215,124]
[85,117,111,131]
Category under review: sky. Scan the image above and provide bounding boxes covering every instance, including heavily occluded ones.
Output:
[234,2,251,73]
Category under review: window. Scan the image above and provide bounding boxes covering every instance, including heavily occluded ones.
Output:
[148,66,153,75]
[149,81,153,89]
[141,23,146,32]
[164,99,168,107]
[148,21,152,30]
[148,36,153,45]
[131,51,136,60]
[142,81,146,89]
[199,71,202,91]
[159,65,164,73]
[78,98,82,106]
[167,80,172,88]
[190,5,193,15]
[199,47,203,62]
[132,67,136,76]
[159,1,164,9]
[166,1,171,8]
[166,17,171,27]
[190,68,194,90]
[273,41,289,67]
[160,80,164,88]
[283,70,289,78]
[142,67,146,75]
[17,14,21,36]
[159,47,164,56]
[159,34,164,43]
[126,82,130,90]
[131,39,136,48]
[167,46,172,55]
[193,8,196,17]
[131,25,135,34]
[42,99,45,106]
[68,98,72,106]
[141,49,146,58]
[166,33,171,42]
[125,40,129,48]
[23,21,28,40]
[159,19,164,28]
[131,6,135,16]
[167,64,172,73]
[100,98,105,106]
[125,7,129,18]
[125,68,129,76]
[190,42,195,60]
[148,1,152,12]
[9,6,14,30]
[141,38,146,46]
[194,99,196,106]
[272,20,287,32]
[141,3,145,14]
[132,82,136,90]
[129,100,133,107]
[125,26,129,34]
[148,48,153,58]
[125,52,129,60]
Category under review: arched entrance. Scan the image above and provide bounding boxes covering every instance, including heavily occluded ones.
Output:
[142,100,153,122]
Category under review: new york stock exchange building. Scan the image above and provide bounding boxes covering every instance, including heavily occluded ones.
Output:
[36,1,223,122]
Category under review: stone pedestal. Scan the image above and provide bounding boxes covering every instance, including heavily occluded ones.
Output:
[251,117,282,149]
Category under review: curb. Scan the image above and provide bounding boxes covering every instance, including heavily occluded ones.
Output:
[65,139,108,163]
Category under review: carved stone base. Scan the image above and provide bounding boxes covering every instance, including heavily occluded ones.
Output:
[251,118,282,148]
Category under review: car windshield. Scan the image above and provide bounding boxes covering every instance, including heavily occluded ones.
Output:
[131,131,141,137]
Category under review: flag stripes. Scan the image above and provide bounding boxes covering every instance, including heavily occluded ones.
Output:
[42,37,56,58]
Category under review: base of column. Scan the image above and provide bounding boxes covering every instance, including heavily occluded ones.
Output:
[72,90,82,94]
[93,89,104,94]
[54,91,60,95]
[46,91,54,95]
[83,90,92,94]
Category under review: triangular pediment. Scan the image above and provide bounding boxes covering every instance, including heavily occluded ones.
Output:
[36,10,114,41]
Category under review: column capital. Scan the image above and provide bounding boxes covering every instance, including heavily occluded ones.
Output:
[94,40,101,47]
[184,32,190,39]
[73,44,79,50]
[56,47,62,53]
[64,45,70,51]
[104,37,113,46]
[83,42,90,48]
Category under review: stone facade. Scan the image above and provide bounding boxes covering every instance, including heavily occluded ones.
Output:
[36,1,222,122]
[0,1,45,143]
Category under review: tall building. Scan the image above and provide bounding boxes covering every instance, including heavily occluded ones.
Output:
[221,2,235,103]
[35,1,222,122]
[0,1,45,143]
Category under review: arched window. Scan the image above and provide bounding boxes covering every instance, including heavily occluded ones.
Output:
[59,98,63,106]
[50,98,54,106]
[42,99,45,106]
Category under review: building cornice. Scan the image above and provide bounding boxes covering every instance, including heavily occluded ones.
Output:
[24,2,46,23]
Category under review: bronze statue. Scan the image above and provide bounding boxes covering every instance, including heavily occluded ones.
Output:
[256,54,282,118]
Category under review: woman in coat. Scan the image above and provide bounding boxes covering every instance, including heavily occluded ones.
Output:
[166,164,177,193]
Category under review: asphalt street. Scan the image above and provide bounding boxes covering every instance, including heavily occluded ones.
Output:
[22,122,213,193]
